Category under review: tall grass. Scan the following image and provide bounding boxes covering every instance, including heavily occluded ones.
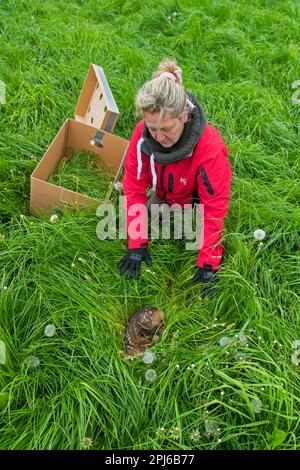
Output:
[0,0,299,450]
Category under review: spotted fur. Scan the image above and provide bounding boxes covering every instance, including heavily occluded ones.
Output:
[125,307,164,356]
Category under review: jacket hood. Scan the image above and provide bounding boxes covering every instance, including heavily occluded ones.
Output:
[140,93,206,164]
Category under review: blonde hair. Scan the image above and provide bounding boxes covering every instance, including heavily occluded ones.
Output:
[135,58,194,122]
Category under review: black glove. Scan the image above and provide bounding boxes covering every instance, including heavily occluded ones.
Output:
[190,266,219,299]
[118,248,152,279]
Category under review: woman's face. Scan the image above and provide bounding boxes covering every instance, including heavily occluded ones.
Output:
[144,110,188,148]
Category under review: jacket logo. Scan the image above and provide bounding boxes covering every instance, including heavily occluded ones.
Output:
[180,177,187,185]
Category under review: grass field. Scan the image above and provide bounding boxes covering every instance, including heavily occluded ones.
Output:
[0,0,300,451]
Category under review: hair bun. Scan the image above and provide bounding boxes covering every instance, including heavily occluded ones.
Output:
[152,58,183,85]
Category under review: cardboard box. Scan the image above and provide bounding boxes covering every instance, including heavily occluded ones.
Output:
[30,64,128,216]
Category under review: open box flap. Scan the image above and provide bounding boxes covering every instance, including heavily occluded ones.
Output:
[74,64,119,133]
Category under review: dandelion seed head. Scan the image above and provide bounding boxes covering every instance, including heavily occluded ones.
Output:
[251,398,262,414]
[142,351,156,365]
[0,340,6,365]
[44,324,56,337]
[205,420,219,436]
[114,182,123,191]
[291,351,300,366]
[234,352,247,362]
[50,214,59,223]
[220,336,232,347]
[253,229,266,241]
[26,355,40,369]
[238,333,248,345]
[145,369,157,382]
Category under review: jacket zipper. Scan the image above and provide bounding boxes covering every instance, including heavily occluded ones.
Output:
[201,167,214,195]
[168,173,174,193]
[160,165,167,199]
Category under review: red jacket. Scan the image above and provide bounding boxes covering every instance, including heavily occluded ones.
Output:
[122,119,231,270]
